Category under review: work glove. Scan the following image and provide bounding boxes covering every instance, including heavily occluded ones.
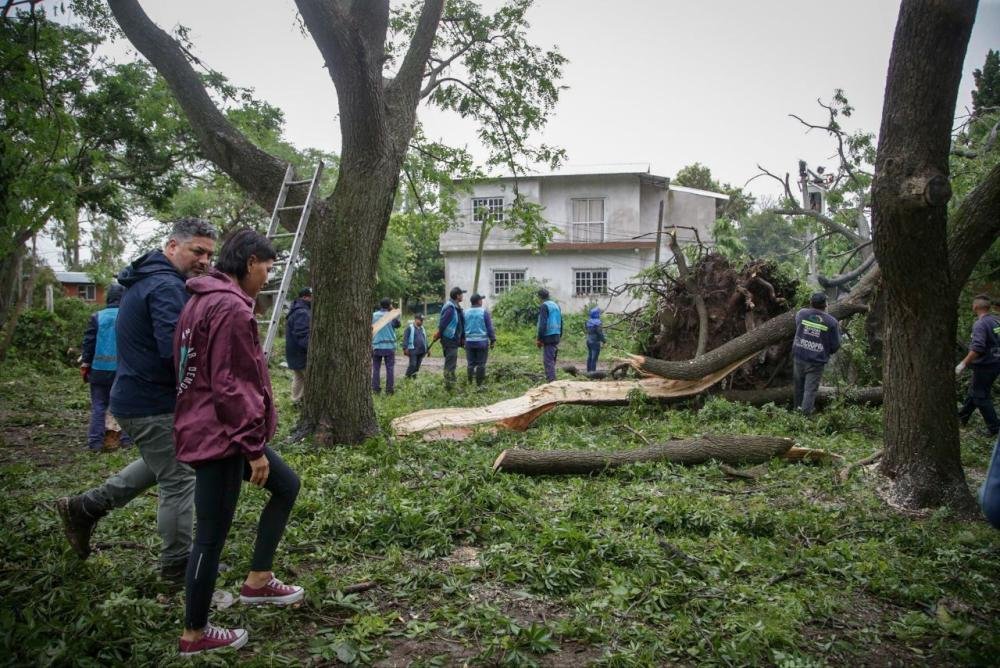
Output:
[490,340,496,350]
[80,365,90,382]
[404,349,410,357]
[955,361,966,375]
[535,339,543,348]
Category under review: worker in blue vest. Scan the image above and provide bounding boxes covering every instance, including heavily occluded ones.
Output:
[432,287,466,390]
[535,288,563,382]
[464,294,497,386]
[403,313,429,379]
[792,292,841,415]
[371,298,400,394]
[80,283,131,452]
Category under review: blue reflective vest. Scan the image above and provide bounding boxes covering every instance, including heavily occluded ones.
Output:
[92,307,119,371]
[372,310,397,349]
[465,307,488,343]
[541,300,562,337]
[440,301,460,340]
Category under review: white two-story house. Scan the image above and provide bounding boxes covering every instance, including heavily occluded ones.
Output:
[439,164,729,312]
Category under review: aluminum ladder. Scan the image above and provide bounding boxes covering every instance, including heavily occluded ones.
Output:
[258,160,324,359]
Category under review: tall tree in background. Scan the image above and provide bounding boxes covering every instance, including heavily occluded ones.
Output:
[971,48,999,116]
[873,0,978,511]
[105,0,565,445]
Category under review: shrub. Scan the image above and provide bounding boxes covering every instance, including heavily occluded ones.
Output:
[11,298,95,366]
[492,279,547,328]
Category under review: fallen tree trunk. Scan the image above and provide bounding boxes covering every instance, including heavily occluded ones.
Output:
[392,355,754,437]
[629,270,877,381]
[718,385,883,407]
[492,435,794,475]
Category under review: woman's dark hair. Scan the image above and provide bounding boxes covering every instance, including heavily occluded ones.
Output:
[215,229,277,279]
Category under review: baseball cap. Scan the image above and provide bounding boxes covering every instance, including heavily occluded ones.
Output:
[449,287,467,299]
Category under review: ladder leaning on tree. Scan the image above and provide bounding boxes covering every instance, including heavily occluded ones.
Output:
[257,160,324,359]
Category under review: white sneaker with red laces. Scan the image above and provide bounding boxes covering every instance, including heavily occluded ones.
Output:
[239,575,305,606]
[178,623,248,656]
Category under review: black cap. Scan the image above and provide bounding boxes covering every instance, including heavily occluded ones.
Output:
[537,288,550,299]
[810,291,827,306]
[298,287,313,297]
[106,283,125,305]
[414,313,424,320]
[449,287,467,299]
[379,298,392,309]
[470,293,484,303]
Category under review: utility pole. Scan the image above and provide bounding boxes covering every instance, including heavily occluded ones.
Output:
[654,199,664,265]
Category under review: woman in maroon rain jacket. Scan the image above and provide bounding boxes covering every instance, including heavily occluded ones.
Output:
[174,229,303,656]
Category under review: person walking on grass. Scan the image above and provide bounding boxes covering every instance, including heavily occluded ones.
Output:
[956,294,1000,437]
[285,287,312,405]
[535,288,562,382]
[174,229,303,656]
[464,293,496,387]
[57,218,217,582]
[433,287,466,390]
[585,307,607,374]
[372,298,400,394]
[403,313,429,379]
[80,283,131,452]
[792,292,841,416]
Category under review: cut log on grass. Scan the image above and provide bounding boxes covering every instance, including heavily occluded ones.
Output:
[492,435,795,475]
[392,354,755,437]
[717,385,883,407]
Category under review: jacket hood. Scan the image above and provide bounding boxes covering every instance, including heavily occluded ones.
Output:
[587,307,602,328]
[290,298,311,311]
[117,250,183,288]
[185,269,253,306]
[106,283,125,306]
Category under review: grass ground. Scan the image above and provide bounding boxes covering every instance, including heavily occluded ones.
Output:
[0,347,998,667]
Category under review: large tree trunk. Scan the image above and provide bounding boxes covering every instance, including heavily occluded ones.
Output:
[110,0,445,445]
[305,165,400,442]
[872,0,978,511]
[492,435,795,475]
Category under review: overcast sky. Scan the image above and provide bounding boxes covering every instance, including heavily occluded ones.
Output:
[42,0,1000,269]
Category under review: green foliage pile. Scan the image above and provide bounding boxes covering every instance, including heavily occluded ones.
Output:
[1,356,997,666]
[492,280,547,328]
[10,298,94,367]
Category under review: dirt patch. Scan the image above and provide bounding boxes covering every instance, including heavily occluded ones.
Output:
[375,638,477,667]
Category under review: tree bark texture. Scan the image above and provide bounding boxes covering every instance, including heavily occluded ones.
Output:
[872,0,978,511]
[110,0,445,444]
[491,435,795,475]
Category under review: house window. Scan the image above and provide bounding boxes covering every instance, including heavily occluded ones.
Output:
[571,198,605,242]
[493,269,526,295]
[574,269,609,296]
[472,197,505,224]
[77,284,96,301]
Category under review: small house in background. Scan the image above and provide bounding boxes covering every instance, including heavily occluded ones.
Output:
[440,164,729,313]
[54,271,104,304]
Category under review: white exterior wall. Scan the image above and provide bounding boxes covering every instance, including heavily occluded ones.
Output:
[444,248,659,314]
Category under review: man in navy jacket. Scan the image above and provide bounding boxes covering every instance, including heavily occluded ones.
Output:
[791,292,841,415]
[285,287,312,404]
[57,218,217,582]
[957,294,1000,437]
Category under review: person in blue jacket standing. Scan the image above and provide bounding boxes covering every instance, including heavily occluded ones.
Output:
[791,292,841,415]
[80,283,131,452]
[285,287,312,404]
[956,294,1000,437]
[403,313,429,379]
[585,307,607,374]
[464,294,496,386]
[372,298,400,394]
[432,287,466,390]
[535,288,563,382]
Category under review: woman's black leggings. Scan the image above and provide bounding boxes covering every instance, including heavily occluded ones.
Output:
[184,447,300,630]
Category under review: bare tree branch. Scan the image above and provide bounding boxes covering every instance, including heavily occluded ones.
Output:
[818,254,877,288]
[107,0,292,215]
